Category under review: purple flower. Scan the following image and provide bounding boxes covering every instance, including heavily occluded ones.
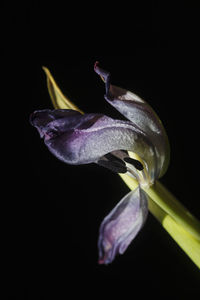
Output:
[30,62,170,264]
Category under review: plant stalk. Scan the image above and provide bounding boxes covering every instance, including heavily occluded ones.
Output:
[119,173,200,269]
[43,66,200,269]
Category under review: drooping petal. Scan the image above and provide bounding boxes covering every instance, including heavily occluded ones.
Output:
[94,62,170,179]
[30,109,155,167]
[98,186,148,265]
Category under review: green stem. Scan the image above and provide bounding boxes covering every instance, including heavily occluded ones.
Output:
[148,197,200,269]
[119,173,200,269]
[144,181,200,241]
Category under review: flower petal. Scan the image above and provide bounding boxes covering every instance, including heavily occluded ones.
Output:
[98,186,148,265]
[30,109,155,167]
[30,109,85,138]
[94,62,170,178]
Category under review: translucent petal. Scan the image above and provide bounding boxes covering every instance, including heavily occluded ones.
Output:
[94,62,170,178]
[98,187,148,264]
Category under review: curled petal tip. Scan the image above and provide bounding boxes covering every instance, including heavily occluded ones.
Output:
[94,62,110,92]
[94,61,99,71]
[94,61,102,78]
[94,63,170,179]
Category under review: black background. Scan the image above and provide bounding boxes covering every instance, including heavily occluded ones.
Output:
[5,1,200,299]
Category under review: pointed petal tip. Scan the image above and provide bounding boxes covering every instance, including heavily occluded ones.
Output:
[98,257,111,265]
[98,259,105,265]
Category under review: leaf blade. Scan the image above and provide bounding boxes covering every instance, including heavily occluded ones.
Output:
[42,66,83,113]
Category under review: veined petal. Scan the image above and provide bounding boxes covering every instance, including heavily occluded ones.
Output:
[30,109,155,167]
[98,187,148,265]
[94,62,170,178]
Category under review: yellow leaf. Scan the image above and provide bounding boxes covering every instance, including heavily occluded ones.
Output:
[42,67,83,113]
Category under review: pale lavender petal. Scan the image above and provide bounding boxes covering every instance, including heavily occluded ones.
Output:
[30,109,154,167]
[94,62,170,178]
[98,187,148,265]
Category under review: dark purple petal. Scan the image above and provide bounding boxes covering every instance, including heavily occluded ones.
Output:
[30,109,83,138]
[30,109,154,166]
[94,62,170,179]
[98,187,148,265]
